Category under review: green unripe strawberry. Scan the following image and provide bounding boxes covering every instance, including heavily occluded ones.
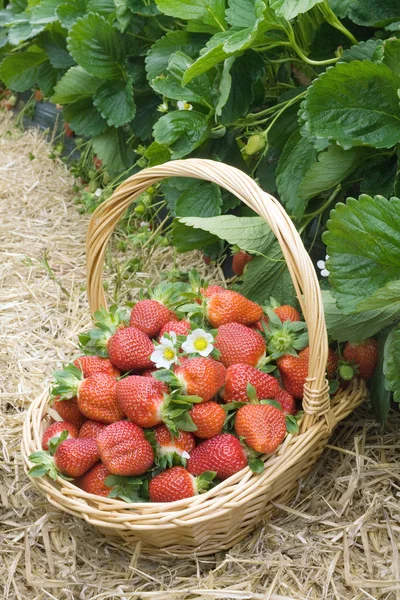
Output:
[245,134,266,156]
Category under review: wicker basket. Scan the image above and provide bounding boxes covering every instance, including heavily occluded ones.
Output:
[22,159,368,556]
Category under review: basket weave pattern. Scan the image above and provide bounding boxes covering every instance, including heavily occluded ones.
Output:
[22,159,368,554]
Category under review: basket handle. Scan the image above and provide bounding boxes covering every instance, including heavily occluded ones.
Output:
[86,159,333,431]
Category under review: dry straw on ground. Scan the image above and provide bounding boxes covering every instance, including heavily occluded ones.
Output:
[0,113,399,600]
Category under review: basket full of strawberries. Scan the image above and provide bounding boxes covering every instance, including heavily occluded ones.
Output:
[22,159,369,555]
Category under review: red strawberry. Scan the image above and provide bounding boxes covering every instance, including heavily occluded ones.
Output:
[52,397,87,429]
[299,346,338,379]
[116,376,169,428]
[154,425,195,468]
[93,156,102,170]
[235,403,286,454]
[107,327,154,371]
[187,434,247,480]
[274,305,301,323]
[97,421,154,476]
[277,354,308,399]
[159,319,191,338]
[201,285,226,298]
[206,290,263,328]
[202,254,211,265]
[189,401,226,439]
[215,323,266,368]
[80,462,112,497]
[64,122,74,137]
[149,466,215,502]
[54,438,99,478]
[275,389,296,415]
[34,89,43,102]
[42,421,78,451]
[232,250,253,276]
[130,299,172,338]
[174,357,226,402]
[342,339,378,380]
[252,314,269,332]
[222,364,280,404]
[78,420,107,440]
[73,356,120,378]
[142,368,156,378]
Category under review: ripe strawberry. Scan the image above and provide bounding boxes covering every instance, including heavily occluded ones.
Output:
[34,89,43,102]
[64,122,74,137]
[159,319,191,338]
[222,364,280,404]
[42,421,78,451]
[206,290,263,328]
[93,156,102,171]
[52,397,87,429]
[253,314,269,332]
[189,401,226,439]
[202,254,211,265]
[54,438,100,477]
[174,357,226,402]
[187,434,247,480]
[154,425,195,468]
[235,403,286,454]
[97,421,154,476]
[149,466,215,502]
[52,365,123,424]
[201,285,226,298]
[107,327,154,371]
[73,356,120,378]
[232,250,253,276]
[142,369,156,378]
[342,339,378,380]
[80,462,111,497]
[274,305,301,323]
[78,420,107,440]
[299,346,338,379]
[116,376,169,428]
[215,323,266,368]
[274,389,296,415]
[277,354,309,399]
[130,299,172,338]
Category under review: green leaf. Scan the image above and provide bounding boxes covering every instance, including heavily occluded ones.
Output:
[249,457,264,473]
[57,0,87,28]
[301,61,400,150]
[357,280,400,312]
[260,399,282,409]
[369,330,391,424]
[92,127,131,172]
[30,0,62,25]
[145,30,207,82]
[0,51,47,92]
[322,290,400,343]
[285,415,299,433]
[384,323,400,402]
[276,130,317,218]
[171,220,220,252]
[340,39,384,63]
[268,89,305,151]
[144,141,171,166]
[68,13,125,79]
[360,156,398,199]
[323,194,400,312]
[298,146,370,201]
[153,110,210,159]
[331,0,400,27]
[37,61,58,95]
[270,0,324,20]
[87,0,116,16]
[151,52,212,107]
[8,18,44,46]
[382,37,400,76]
[236,254,296,306]
[63,99,107,136]
[175,180,221,218]
[41,30,75,69]
[93,79,136,127]
[226,0,262,27]
[52,66,102,104]
[132,94,160,141]
[155,0,226,31]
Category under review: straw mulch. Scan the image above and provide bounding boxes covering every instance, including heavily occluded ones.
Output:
[1,112,399,600]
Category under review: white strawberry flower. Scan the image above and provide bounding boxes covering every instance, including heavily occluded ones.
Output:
[151,332,178,369]
[177,100,193,111]
[181,328,214,357]
[317,255,330,277]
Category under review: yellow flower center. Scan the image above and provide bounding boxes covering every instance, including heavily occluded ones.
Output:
[163,348,175,360]
[194,337,208,351]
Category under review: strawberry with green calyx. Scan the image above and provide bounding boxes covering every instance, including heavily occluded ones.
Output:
[116,375,202,435]
[190,401,226,439]
[51,364,123,424]
[79,305,129,356]
[29,430,70,481]
[234,385,287,455]
[153,425,195,469]
[340,338,378,380]
[149,466,216,502]
[129,283,181,338]
[97,421,154,476]
[260,308,308,361]
[79,462,112,497]
[42,421,78,450]
[206,290,263,328]
[222,363,280,404]
[232,248,253,276]
[78,420,107,440]
[73,355,120,378]
[187,433,248,480]
[267,297,301,323]
[154,357,225,403]
[215,323,267,368]
[51,397,87,429]
[105,474,149,502]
